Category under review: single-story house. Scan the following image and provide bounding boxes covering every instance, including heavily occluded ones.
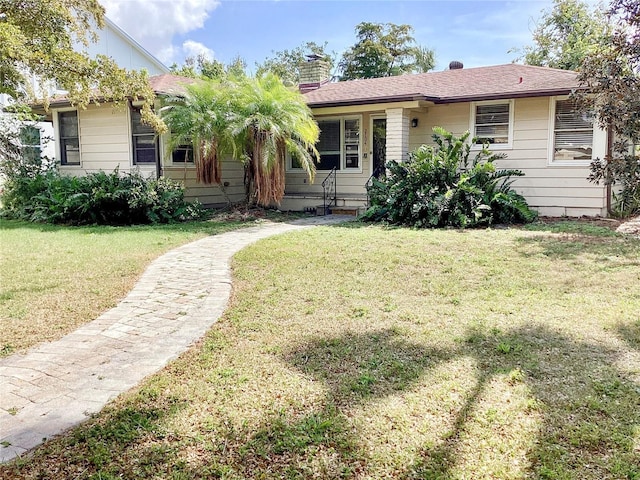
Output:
[285,59,608,217]
[39,60,610,217]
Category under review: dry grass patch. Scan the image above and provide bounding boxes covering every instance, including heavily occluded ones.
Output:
[1,221,639,479]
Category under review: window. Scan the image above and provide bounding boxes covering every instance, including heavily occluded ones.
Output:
[304,117,361,171]
[19,126,42,163]
[344,119,360,168]
[472,102,512,146]
[316,119,341,170]
[551,99,593,163]
[59,111,80,165]
[172,143,194,163]
[131,107,158,164]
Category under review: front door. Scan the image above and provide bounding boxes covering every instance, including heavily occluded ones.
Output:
[371,117,386,177]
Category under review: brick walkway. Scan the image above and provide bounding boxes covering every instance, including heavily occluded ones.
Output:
[0,215,352,463]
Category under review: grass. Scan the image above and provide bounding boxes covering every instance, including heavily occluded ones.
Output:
[1,220,639,479]
[0,209,302,356]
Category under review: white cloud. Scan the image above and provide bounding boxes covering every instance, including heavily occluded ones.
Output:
[101,0,220,64]
[182,40,215,60]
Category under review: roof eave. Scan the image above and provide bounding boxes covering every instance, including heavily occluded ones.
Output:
[435,87,584,104]
[307,93,438,108]
[306,87,585,108]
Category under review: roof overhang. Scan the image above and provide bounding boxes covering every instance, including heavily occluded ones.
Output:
[306,87,584,109]
[311,99,433,116]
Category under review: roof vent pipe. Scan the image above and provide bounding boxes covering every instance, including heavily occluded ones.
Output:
[449,60,464,70]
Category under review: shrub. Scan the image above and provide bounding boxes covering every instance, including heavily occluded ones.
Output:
[0,167,208,225]
[589,149,640,218]
[361,127,537,228]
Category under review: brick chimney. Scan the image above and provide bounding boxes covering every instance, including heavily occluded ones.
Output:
[299,54,331,93]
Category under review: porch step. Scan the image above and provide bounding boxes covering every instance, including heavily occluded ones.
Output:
[328,206,361,216]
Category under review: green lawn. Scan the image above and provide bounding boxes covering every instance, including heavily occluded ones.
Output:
[1,221,639,479]
[0,212,295,356]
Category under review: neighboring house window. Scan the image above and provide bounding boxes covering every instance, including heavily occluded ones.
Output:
[19,126,42,163]
[551,99,594,163]
[471,101,512,146]
[59,111,80,165]
[309,117,361,171]
[131,107,158,164]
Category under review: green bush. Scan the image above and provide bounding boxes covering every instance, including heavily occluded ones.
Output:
[1,167,208,225]
[362,127,537,228]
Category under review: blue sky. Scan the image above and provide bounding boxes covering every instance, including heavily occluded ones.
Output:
[103,0,564,72]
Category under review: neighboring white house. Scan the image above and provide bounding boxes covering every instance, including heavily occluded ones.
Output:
[1,17,169,164]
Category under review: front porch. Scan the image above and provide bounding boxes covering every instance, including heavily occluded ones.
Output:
[280,191,369,216]
[282,102,424,215]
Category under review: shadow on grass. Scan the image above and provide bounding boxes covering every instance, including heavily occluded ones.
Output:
[515,229,640,260]
[232,326,638,478]
[232,330,445,477]
[6,400,188,479]
[405,325,640,479]
[193,326,639,478]
[617,320,640,350]
[3,325,637,479]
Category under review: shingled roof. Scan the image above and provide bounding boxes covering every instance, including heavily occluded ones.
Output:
[148,73,197,96]
[43,74,196,108]
[303,64,581,107]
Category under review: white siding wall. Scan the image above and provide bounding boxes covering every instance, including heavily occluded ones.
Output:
[57,104,155,177]
[386,108,410,163]
[83,21,168,75]
[410,98,607,217]
[164,158,246,206]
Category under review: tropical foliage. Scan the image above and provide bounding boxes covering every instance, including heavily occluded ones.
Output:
[362,128,537,228]
[339,22,435,80]
[0,167,205,225]
[162,73,319,207]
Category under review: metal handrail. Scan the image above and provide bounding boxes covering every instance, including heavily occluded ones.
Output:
[321,167,337,214]
[365,165,385,205]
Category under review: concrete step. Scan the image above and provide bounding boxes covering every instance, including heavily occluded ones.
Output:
[329,206,361,216]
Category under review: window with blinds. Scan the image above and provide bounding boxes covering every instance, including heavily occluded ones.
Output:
[553,100,593,162]
[297,117,360,171]
[131,107,158,165]
[317,119,341,170]
[473,103,511,145]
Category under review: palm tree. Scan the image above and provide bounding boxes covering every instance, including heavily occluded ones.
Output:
[162,73,318,207]
[161,80,234,185]
[230,73,318,206]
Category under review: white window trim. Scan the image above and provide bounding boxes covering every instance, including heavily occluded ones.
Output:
[53,108,81,167]
[547,96,606,167]
[287,115,363,173]
[469,100,514,150]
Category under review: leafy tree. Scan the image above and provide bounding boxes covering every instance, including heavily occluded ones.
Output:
[339,22,435,80]
[170,54,247,81]
[0,0,160,129]
[162,74,319,207]
[578,0,640,216]
[514,0,605,71]
[256,41,334,86]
